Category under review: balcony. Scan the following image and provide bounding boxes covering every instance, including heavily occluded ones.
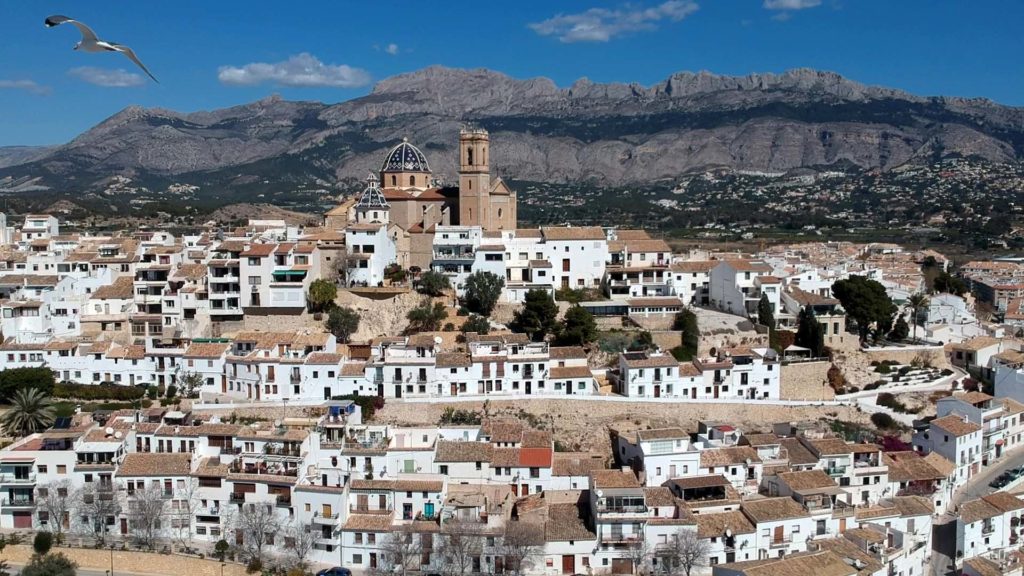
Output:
[982,524,996,535]
[0,496,35,507]
[0,473,36,484]
[350,505,392,515]
[601,533,642,545]
[596,504,648,515]
[984,423,1008,436]
[825,465,848,477]
[770,537,793,548]
[230,492,246,504]
[275,493,292,507]
[290,374,301,384]
[313,511,339,523]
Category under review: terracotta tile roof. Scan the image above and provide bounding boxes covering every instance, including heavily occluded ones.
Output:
[700,446,761,468]
[305,352,345,365]
[722,259,772,273]
[637,428,688,442]
[540,226,605,241]
[740,497,809,523]
[117,453,192,477]
[155,423,242,438]
[340,362,365,377]
[591,469,641,489]
[803,437,851,456]
[342,514,393,531]
[777,469,837,492]
[435,440,492,463]
[551,453,606,477]
[192,457,230,478]
[963,557,1003,576]
[891,495,934,517]
[671,260,717,273]
[786,287,839,306]
[643,486,677,507]
[519,447,553,468]
[184,342,230,359]
[226,473,298,485]
[948,336,1000,352]
[696,510,756,538]
[742,433,781,447]
[544,502,596,542]
[92,277,135,300]
[931,414,982,437]
[481,419,526,443]
[549,366,593,379]
[549,346,587,360]
[679,362,702,377]
[958,492,1024,524]
[491,448,520,468]
[435,352,471,368]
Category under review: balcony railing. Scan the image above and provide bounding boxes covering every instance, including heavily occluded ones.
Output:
[349,505,392,515]
[0,473,37,484]
[230,492,246,503]
[982,524,996,535]
[596,505,648,514]
[825,466,848,477]
[276,494,292,506]
[0,496,35,507]
[601,533,642,544]
[770,537,793,548]
[313,511,339,522]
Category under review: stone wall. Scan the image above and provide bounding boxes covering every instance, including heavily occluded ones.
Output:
[863,347,950,369]
[780,361,835,401]
[1,545,249,576]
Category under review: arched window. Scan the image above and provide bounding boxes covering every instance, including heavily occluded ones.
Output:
[482,148,486,165]
[468,180,472,190]
[391,175,397,186]
[467,147,474,166]
[498,208,503,219]
[410,175,416,186]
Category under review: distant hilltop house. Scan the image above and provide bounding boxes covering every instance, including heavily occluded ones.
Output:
[324,129,517,284]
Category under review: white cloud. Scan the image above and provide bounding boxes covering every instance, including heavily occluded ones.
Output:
[218,53,370,88]
[68,67,145,88]
[529,0,699,43]
[764,0,821,10]
[385,43,399,56]
[0,79,50,95]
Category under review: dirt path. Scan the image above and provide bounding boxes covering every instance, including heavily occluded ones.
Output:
[374,398,871,453]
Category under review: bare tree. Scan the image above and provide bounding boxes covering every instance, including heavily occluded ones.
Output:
[658,529,710,576]
[438,519,485,576]
[178,372,205,399]
[283,520,317,569]
[75,482,121,544]
[626,536,653,575]
[235,502,282,563]
[500,521,544,576]
[36,480,79,540]
[125,483,168,548]
[170,478,201,550]
[379,525,422,576]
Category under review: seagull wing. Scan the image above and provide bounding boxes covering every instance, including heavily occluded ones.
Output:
[110,44,159,83]
[44,15,99,43]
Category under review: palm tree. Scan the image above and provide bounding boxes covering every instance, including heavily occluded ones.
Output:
[905,292,930,343]
[1,388,56,437]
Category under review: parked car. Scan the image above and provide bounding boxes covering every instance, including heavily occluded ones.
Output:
[317,568,352,576]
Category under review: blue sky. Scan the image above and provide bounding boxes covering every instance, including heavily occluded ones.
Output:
[1,0,1022,146]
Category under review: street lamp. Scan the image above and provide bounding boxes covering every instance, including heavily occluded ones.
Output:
[221,562,226,576]
[108,543,115,576]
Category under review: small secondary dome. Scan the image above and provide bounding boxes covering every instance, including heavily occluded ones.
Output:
[381,138,431,173]
[356,173,389,209]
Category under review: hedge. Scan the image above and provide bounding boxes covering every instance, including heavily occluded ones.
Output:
[330,394,385,419]
[54,382,145,401]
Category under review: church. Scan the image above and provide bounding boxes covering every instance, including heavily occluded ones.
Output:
[325,128,517,281]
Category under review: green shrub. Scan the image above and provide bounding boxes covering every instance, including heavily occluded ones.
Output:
[329,394,384,420]
[871,412,897,430]
[439,407,481,425]
[875,364,892,374]
[165,385,178,399]
[53,382,145,401]
[33,531,52,555]
[897,366,912,376]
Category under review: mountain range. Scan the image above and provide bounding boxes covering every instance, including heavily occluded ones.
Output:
[2,66,1023,197]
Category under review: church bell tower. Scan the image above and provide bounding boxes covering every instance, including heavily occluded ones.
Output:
[458,128,491,228]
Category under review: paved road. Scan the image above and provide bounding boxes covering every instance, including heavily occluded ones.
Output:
[10,564,148,576]
[952,444,1024,508]
[930,520,958,576]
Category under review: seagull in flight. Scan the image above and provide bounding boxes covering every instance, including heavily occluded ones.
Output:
[44,15,158,83]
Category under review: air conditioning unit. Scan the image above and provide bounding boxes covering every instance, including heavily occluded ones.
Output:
[251,285,259,292]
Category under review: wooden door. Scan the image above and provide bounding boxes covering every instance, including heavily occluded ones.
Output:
[773,525,784,544]
[322,504,332,517]
[839,518,847,533]
[267,366,275,382]
[451,383,458,396]
[611,559,632,574]
[654,385,660,398]
[562,555,575,574]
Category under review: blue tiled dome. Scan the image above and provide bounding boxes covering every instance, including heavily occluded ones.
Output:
[381,138,431,173]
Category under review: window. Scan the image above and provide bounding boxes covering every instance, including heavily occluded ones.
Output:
[37,465,47,474]
[56,465,67,474]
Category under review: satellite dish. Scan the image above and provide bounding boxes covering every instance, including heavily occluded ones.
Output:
[596,490,604,498]
[114,431,123,439]
[434,336,443,345]
[725,528,733,538]
[105,427,114,435]
[274,419,282,427]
